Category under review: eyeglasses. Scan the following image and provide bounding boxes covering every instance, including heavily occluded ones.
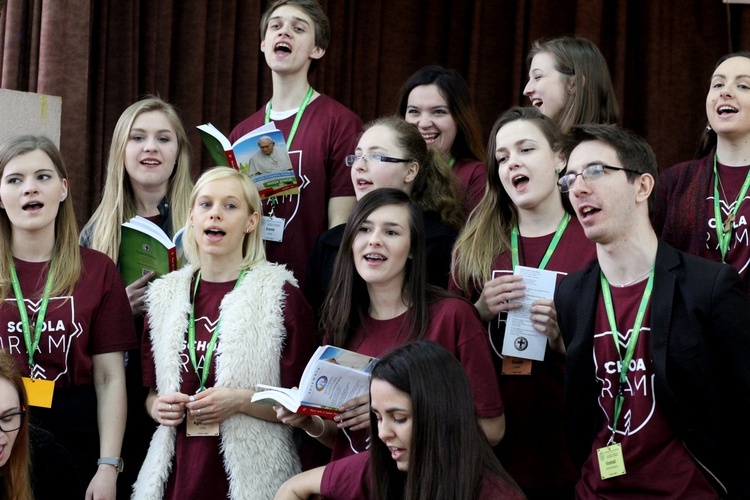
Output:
[0,411,25,432]
[557,164,642,193]
[345,153,411,167]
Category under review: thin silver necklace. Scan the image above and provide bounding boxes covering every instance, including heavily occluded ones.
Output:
[610,268,652,288]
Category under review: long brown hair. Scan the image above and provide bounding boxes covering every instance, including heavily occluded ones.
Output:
[451,107,566,294]
[322,189,452,348]
[528,36,619,133]
[369,341,522,500]
[0,351,32,500]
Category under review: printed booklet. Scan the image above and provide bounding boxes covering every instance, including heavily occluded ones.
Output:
[252,345,378,419]
[118,215,184,285]
[196,122,299,199]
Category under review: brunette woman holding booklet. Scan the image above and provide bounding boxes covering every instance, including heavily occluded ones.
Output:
[276,188,503,463]
[275,341,525,500]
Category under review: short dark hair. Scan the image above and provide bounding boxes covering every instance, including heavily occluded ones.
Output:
[260,0,330,50]
[563,124,658,210]
[563,124,658,179]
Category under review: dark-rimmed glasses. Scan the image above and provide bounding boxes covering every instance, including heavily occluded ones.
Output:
[557,164,642,193]
[345,153,411,167]
[0,411,25,432]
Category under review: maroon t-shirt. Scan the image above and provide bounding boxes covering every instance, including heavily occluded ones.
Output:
[704,162,750,291]
[576,281,717,498]
[321,450,525,499]
[1,248,137,386]
[329,297,504,461]
[453,157,486,216]
[142,278,315,500]
[229,94,362,288]
[449,216,596,492]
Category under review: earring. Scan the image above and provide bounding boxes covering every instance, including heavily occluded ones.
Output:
[555,167,562,173]
[245,228,251,233]
[706,125,712,132]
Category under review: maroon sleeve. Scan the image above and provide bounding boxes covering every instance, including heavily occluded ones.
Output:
[141,315,156,388]
[87,250,138,354]
[321,452,371,499]
[429,298,504,417]
[279,281,317,389]
[326,102,362,199]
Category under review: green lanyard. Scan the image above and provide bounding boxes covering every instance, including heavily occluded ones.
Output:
[187,269,246,391]
[713,152,750,261]
[449,157,456,168]
[9,261,55,367]
[510,213,570,270]
[600,269,654,442]
[264,85,314,151]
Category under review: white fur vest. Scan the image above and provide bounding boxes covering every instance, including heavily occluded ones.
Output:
[131,263,301,499]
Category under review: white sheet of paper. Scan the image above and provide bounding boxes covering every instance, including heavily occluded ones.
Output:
[502,265,557,361]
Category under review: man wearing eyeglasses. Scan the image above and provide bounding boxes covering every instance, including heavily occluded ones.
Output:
[554,124,750,499]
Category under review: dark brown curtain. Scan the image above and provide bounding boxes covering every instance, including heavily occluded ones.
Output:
[2,0,749,225]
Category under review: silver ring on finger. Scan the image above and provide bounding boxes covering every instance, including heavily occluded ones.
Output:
[168,404,173,412]
[197,408,201,416]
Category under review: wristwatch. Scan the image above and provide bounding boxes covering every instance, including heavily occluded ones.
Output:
[97,457,124,473]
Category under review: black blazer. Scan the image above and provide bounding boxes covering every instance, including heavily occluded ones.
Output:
[556,241,750,498]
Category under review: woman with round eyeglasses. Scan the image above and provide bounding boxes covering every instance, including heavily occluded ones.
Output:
[304,116,463,320]
[450,106,596,499]
[654,51,750,295]
[0,349,81,500]
[0,350,31,500]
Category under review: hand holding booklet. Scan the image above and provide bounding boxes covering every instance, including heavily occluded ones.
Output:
[196,121,299,199]
[118,215,185,285]
[501,265,558,361]
[252,345,377,419]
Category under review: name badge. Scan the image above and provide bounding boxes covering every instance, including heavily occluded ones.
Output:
[186,417,220,437]
[501,355,532,375]
[262,216,285,242]
[597,442,626,480]
[23,377,55,408]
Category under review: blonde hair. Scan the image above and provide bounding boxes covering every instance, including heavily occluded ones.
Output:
[182,167,266,269]
[81,96,193,262]
[0,136,81,303]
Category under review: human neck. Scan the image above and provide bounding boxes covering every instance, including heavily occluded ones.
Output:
[12,228,55,262]
[271,73,313,111]
[596,228,658,287]
[366,283,409,320]
[716,137,750,166]
[199,255,244,282]
[516,196,567,237]
[132,184,167,218]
